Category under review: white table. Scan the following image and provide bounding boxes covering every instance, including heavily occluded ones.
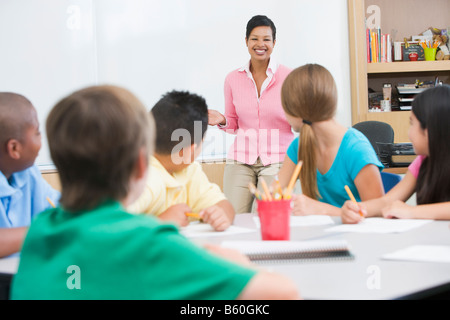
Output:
[189,214,450,300]
[2,214,450,300]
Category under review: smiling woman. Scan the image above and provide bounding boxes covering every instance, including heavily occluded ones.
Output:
[207,15,294,214]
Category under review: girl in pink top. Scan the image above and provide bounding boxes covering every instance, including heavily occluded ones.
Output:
[342,85,450,223]
[208,15,293,213]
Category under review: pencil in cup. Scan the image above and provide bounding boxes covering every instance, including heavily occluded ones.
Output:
[283,161,303,200]
[259,177,273,201]
[248,182,263,200]
[248,181,277,202]
[344,185,364,217]
[273,178,284,200]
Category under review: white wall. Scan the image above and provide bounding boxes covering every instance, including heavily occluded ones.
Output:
[0,0,351,167]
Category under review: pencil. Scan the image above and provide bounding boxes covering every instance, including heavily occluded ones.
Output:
[185,212,201,219]
[273,178,283,200]
[344,185,364,217]
[259,177,273,201]
[284,161,303,199]
[248,182,262,200]
[46,196,56,208]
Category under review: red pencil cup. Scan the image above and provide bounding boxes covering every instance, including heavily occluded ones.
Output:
[256,199,291,240]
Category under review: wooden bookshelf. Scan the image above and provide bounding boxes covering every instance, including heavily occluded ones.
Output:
[347,0,450,143]
[367,61,450,74]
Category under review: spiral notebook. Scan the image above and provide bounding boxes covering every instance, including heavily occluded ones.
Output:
[221,239,354,264]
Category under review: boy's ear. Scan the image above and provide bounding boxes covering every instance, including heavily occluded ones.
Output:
[6,139,22,160]
[134,148,149,180]
[179,144,196,163]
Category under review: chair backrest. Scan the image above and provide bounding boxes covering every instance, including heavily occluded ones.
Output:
[381,171,402,193]
[353,121,394,164]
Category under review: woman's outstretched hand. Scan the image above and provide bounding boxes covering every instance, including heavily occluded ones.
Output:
[208,109,226,126]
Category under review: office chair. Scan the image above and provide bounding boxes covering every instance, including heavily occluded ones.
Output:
[381,171,402,193]
[353,121,394,165]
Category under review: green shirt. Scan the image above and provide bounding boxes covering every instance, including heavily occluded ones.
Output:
[11,201,256,299]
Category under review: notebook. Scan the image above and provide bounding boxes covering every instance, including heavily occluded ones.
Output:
[221,239,354,264]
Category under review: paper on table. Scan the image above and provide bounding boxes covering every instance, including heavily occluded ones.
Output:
[180,221,256,238]
[0,256,20,274]
[253,215,334,228]
[325,218,432,234]
[382,245,450,263]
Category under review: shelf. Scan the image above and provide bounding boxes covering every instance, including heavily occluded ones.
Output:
[367,61,450,74]
[348,0,450,145]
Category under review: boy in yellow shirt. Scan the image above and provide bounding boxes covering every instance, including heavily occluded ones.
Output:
[128,91,234,231]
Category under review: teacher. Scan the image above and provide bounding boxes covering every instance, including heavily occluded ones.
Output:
[208,15,294,213]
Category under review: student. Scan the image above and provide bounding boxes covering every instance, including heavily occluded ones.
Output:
[11,85,300,299]
[0,92,60,258]
[277,64,384,216]
[342,85,450,223]
[128,90,234,231]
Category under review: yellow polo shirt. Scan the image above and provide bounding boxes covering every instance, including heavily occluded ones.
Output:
[128,156,226,216]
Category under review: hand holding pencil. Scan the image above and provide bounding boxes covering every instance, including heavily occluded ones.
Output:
[341,185,366,224]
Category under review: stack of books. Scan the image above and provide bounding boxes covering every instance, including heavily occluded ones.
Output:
[367,27,392,63]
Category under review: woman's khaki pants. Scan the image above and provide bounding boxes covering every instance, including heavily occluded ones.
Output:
[223,158,282,214]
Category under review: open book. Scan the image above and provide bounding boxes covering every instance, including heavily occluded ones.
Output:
[221,239,354,264]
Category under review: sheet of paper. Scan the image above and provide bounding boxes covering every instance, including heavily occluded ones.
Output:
[0,256,20,274]
[325,218,432,234]
[253,215,334,228]
[180,221,256,238]
[382,245,450,263]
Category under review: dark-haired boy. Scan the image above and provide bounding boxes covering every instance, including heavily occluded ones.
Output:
[0,92,60,257]
[128,90,234,231]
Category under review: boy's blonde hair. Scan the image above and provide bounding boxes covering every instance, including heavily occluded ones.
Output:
[46,85,154,211]
[281,64,337,199]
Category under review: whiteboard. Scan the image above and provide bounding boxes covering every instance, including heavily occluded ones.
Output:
[0,0,97,169]
[0,0,351,167]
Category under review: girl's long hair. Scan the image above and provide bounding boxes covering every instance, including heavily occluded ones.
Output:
[413,85,450,204]
[281,64,337,199]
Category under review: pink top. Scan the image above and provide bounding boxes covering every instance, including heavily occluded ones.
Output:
[219,61,294,165]
[408,155,426,179]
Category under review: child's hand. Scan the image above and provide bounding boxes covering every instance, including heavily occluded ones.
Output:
[200,205,231,231]
[341,200,366,224]
[203,243,253,267]
[381,200,413,219]
[158,204,191,227]
[291,194,319,216]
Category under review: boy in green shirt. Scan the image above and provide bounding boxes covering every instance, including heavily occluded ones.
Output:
[11,85,299,300]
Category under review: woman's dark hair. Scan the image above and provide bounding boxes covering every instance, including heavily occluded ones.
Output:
[246,15,276,40]
[413,85,450,204]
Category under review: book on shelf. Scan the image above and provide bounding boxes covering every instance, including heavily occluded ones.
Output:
[366,27,392,63]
